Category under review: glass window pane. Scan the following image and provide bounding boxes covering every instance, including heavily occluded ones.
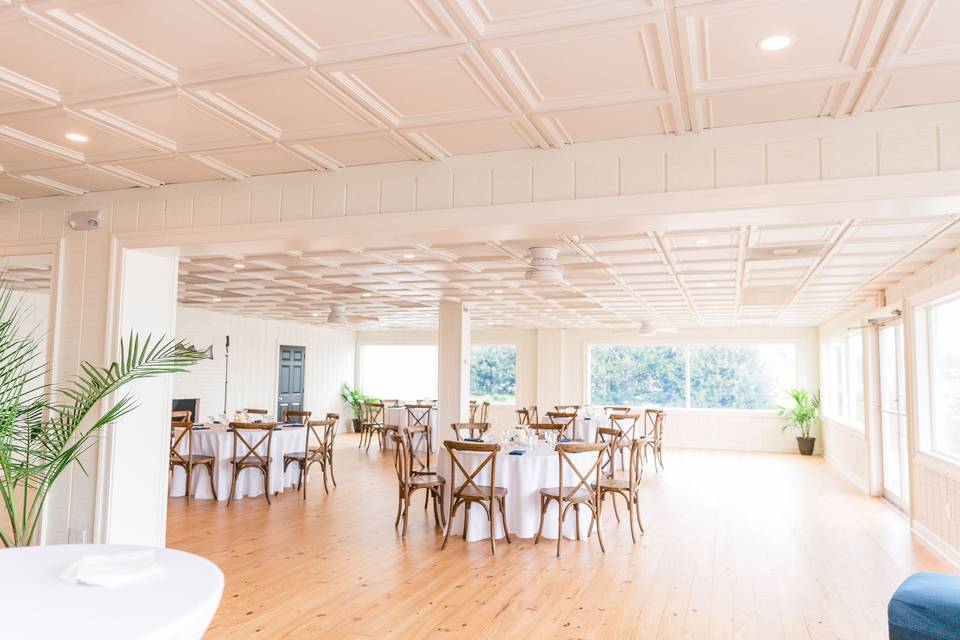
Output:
[470,345,517,404]
[589,345,686,407]
[930,296,960,459]
[360,344,437,401]
[846,332,864,425]
[826,341,845,418]
[689,344,797,410]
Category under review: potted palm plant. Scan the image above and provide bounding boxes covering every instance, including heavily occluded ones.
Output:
[777,388,821,455]
[0,283,204,547]
[340,383,374,433]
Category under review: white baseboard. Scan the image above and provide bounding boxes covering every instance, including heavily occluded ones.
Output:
[912,521,960,570]
[823,452,869,493]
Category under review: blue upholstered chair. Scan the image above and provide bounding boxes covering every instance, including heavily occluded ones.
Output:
[889,572,960,640]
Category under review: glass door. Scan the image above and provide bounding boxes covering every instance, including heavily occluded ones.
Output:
[879,323,909,510]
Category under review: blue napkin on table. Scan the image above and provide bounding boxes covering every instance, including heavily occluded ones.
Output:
[464,437,483,442]
[558,437,571,443]
[508,450,525,456]
[191,426,209,431]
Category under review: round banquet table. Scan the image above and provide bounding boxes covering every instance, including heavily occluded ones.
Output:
[436,444,598,541]
[0,544,223,639]
[573,415,609,443]
[382,406,437,451]
[169,424,310,501]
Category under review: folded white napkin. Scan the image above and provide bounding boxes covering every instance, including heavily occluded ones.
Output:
[59,550,163,588]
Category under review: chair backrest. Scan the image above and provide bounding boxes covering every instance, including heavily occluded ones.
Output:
[477,402,490,423]
[651,410,664,445]
[555,404,580,413]
[325,413,339,446]
[610,413,640,440]
[171,410,192,423]
[451,422,490,441]
[468,400,478,422]
[603,405,630,416]
[244,408,268,415]
[392,432,413,486]
[282,410,312,424]
[529,422,563,438]
[528,405,539,423]
[229,422,277,466]
[595,426,624,479]
[304,418,335,457]
[545,411,577,439]
[643,408,661,438]
[443,440,501,501]
[627,438,643,490]
[405,403,432,428]
[365,402,385,424]
[516,408,530,425]
[380,399,400,407]
[554,442,606,502]
[170,422,192,465]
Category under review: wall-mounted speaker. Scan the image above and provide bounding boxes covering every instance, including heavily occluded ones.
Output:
[67,210,102,231]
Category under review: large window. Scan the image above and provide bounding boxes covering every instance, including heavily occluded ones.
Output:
[470,344,517,404]
[359,344,436,401]
[928,294,960,460]
[822,332,865,428]
[588,343,796,410]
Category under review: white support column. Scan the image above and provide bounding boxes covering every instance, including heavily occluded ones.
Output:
[536,329,564,411]
[863,326,884,496]
[437,299,470,451]
[95,247,180,547]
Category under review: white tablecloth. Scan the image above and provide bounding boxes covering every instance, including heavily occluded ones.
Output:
[169,424,310,501]
[0,544,223,639]
[572,415,610,443]
[437,445,598,541]
[382,406,436,450]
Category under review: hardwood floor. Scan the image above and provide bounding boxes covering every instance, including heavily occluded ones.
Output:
[167,435,950,639]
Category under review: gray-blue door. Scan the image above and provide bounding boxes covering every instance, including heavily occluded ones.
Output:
[277,345,305,419]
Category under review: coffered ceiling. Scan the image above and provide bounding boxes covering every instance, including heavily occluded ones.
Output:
[0,0,957,201]
[175,213,960,329]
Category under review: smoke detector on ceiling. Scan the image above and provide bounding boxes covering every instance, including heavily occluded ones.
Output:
[525,246,564,283]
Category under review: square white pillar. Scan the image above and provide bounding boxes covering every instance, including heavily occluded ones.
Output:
[437,299,470,450]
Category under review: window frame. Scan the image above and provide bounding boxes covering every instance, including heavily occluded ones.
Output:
[916,289,960,467]
[469,342,519,406]
[584,339,800,414]
[821,331,865,431]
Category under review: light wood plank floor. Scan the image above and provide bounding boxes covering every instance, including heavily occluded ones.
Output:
[167,435,950,639]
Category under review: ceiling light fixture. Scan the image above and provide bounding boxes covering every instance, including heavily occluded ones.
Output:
[233,262,244,269]
[361,292,371,297]
[65,132,89,143]
[494,289,503,294]
[695,239,710,245]
[402,254,415,259]
[212,297,221,303]
[758,34,793,52]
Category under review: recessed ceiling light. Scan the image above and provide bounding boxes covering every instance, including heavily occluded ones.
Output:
[65,132,89,143]
[402,254,415,259]
[312,312,319,317]
[706,283,717,288]
[494,289,503,294]
[758,34,793,52]
[695,239,710,245]
[233,262,244,269]
[212,297,221,303]
[361,292,371,297]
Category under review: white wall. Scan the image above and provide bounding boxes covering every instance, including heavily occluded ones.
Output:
[172,306,355,428]
[358,325,819,453]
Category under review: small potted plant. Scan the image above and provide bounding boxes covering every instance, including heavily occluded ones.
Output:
[340,383,373,433]
[777,388,821,455]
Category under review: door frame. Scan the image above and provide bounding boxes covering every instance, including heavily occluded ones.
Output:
[276,344,306,419]
[877,320,910,511]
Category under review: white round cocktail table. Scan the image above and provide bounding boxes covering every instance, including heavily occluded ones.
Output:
[0,544,223,639]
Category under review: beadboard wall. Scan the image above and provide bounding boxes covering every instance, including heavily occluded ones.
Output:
[172,306,355,429]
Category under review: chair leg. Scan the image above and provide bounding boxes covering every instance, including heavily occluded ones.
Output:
[611,491,621,522]
[463,502,471,540]
[534,495,547,544]
[206,463,218,501]
[185,463,192,505]
[263,466,271,505]
[627,492,637,543]
[589,494,599,539]
[574,503,581,541]
[431,488,443,527]
[321,459,330,494]
[227,465,238,507]
[441,499,459,550]
[634,492,645,534]
[401,492,410,539]
[395,487,404,527]
[488,499,496,555]
[328,453,337,487]
[301,463,308,501]
[594,503,606,553]
[557,499,563,558]
[499,497,511,544]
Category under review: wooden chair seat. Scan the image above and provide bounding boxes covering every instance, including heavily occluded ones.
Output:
[409,475,444,489]
[459,484,508,499]
[229,455,273,466]
[540,486,594,501]
[180,454,215,464]
[594,477,629,490]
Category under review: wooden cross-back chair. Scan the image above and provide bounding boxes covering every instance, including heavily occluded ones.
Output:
[227,422,277,506]
[603,405,630,416]
[595,438,645,543]
[324,412,339,487]
[516,408,531,425]
[528,422,563,439]
[535,442,607,557]
[170,421,216,503]
[440,441,510,555]
[595,426,626,480]
[392,432,445,538]
[610,413,641,470]
[283,417,335,498]
[546,411,577,440]
[359,401,385,451]
[282,410,311,424]
[476,401,490,424]
[642,409,665,472]
[528,406,539,423]
[171,410,193,424]
[468,400,478,422]
[244,408,268,416]
[451,422,490,442]
[405,404,434,471]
